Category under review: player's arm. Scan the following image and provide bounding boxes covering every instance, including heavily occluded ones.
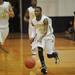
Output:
[38,18,48,41]
[8,3,14,18]
[24,10,29,22]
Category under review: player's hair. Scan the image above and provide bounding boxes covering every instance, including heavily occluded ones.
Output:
[35,6,42,12]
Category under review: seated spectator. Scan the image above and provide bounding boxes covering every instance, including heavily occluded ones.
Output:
[64,11,75,41]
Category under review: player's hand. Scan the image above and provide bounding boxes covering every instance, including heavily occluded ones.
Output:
[29,38,34,43]
[24,17,29,22]
[8,11,14,18]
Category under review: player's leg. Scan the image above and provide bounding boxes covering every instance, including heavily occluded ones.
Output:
[38,46,47,74]
[32,39,47,74]
[0,28,9,53]
[46,34,59,64]
[1,28,9,45]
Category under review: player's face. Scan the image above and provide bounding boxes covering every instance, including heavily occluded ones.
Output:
[35,8,41,18]
[31,0,37,7]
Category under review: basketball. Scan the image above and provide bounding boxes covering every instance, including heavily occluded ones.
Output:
[24,57,36,69]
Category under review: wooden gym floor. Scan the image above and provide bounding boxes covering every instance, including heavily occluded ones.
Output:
[0,33,75,75]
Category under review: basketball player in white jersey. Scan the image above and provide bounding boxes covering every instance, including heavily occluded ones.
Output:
[24,0,37,55]
[31,6,59,74]
[0,0,14,53]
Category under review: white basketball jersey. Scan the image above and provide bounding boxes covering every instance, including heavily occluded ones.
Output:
[32,15,53,39]
[0,1,10,28]
[28,6,35,24]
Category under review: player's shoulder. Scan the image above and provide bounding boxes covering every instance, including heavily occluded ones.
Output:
[28,6,33,10]
[44,15,52,21]
[43,15,51,19]
[42,15,52,22]
[42,15,48,19]
[3,1,10,6]
[42,15,48,21]
[4,1,10,4]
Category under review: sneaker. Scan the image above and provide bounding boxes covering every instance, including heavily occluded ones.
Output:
[47,52,60,64]
[41,66,47,74]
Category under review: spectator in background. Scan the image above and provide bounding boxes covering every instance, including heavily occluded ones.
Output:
[65,11,75,40]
